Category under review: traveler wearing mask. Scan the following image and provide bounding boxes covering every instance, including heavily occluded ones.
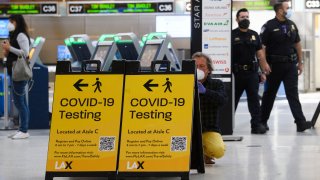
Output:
[260,1,312,132]
[193,52,227,164]
[232,8,271,134]
[2,15,31,139]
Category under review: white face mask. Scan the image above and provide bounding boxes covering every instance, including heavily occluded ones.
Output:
[7,22,15,32]
[197,69,205,81]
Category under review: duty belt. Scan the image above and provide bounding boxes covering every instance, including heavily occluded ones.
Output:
[267,55,296,63]
[233,64,254,72]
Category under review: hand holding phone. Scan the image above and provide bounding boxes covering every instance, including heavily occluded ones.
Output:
[2,40,10,51]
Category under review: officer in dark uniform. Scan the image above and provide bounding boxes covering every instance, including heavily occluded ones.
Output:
[260,1,312,132]
[232,8,271,134]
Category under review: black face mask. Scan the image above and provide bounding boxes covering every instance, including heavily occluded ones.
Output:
[238,19,250,29]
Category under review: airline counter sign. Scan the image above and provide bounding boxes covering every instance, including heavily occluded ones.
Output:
[46,74,124,172]
[119,74,195,172]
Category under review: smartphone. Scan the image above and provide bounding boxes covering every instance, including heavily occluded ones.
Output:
[0,39,8,59]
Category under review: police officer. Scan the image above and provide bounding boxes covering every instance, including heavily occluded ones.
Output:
[260,1,311,132]
[232,8,271,134]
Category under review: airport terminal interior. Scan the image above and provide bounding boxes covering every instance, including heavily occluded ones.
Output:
[1,0,320,179]
[1,93,319,180]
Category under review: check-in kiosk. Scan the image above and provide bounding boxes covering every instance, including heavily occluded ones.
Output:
[64,34,94,70]
[138,32,181,71]
[0,36,49,129]
[91,34,119,71]
[167,43,181,69]
[138,39,163,70]
[29,37,45,67]
[28,37,50,129]
[0,17,9,129]
[115,33,141,60]
[64,38,78,62]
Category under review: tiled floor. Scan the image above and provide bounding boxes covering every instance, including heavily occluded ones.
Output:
[0,92,319,180]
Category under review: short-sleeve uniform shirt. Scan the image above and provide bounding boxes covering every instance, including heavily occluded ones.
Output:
[260,18,300,56]
[232,28,262,64]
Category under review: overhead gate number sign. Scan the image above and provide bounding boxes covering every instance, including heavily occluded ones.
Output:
[46,74,123,172]
[306,0,320,8]
[119,74,195,172]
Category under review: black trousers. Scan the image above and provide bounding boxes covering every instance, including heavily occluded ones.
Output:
[261,62,306,123]
[234,71,261,127]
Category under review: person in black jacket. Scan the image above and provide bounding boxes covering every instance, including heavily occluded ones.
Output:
[192,52,227,164]
[2,15,31,139]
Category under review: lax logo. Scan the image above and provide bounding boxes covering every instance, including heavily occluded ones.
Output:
[55,161,73,170]
[126,161,144,170]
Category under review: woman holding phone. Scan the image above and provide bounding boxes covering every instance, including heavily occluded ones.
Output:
[1,15,31,139]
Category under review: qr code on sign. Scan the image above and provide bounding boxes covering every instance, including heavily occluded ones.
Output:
[170,136,187,152]
[99,136,115,151]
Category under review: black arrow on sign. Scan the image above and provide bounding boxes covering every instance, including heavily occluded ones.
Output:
[73,79,88,91]
[143,79,158,92]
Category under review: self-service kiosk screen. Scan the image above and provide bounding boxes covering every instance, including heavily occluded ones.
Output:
[66,45,78,62]
[117,42,138,60]
[71,44,91,62]
[140,44,160,68]
[93,45,110,64]
[0,18,9,39]
[57,45,72,61]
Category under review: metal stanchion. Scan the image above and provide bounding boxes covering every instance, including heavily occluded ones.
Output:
[3,57,8,129]
[0,57,15,130]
